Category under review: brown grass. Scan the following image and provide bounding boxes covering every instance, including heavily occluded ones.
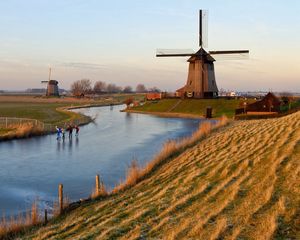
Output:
[113,116,228,193]
[0,201,40,238]
[53,196,71,217]
[0,123,44,140]
[91,177,108,199]
[8,112,300,239]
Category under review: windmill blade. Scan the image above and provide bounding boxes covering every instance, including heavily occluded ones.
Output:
[209,50,249,54]
[41,81,49,83]
[156,49,195,57]
[209,50,249,60]
[199,9,208,48]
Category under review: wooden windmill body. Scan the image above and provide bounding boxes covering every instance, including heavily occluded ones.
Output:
[156,10,249,98]
[41,68,60,96]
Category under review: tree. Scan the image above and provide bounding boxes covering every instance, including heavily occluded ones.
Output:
[106,83,122,93]
[148,86,161,93]
[136,84,147,93]
[123,86,133,93]
[94,81,107,94]
[70,79,92,96]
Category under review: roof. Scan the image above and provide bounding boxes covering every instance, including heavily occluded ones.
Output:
[263,92,281,104]
[188,48,215,62]
[48,80,59,85]
[176,86,185,92]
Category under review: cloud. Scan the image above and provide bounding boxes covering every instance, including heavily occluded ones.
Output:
[59,62,109,70]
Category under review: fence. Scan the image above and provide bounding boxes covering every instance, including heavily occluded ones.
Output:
[0,116,91,133]
[0,117,41,128]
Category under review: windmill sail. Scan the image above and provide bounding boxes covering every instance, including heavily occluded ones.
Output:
[156,49,195,57]
[199,10,208,48]
[209,50,249,60]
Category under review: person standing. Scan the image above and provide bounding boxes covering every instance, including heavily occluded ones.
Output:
[61,128,65,140]
[56,126,61,140]
[67,124,73,139]
[75,125,79,137]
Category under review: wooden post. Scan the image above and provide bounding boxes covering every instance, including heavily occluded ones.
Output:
[58,184,63,214]
[5,118,7,128]
[206,107,212,118]
[44,209,48,224]
[95,174,100,196]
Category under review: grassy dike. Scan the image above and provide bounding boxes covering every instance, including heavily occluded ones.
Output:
[128,98,254,118]
[9,111,300,239]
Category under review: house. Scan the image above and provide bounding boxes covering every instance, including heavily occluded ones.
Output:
[236,92,281,115]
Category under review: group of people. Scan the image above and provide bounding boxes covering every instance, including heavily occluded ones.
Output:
[56,124,79,140]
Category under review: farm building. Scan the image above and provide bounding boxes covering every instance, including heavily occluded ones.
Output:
[146,92,163,101]
[236,92,281,115]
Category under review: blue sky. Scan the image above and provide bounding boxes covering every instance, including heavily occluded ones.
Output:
[0,0,299,92]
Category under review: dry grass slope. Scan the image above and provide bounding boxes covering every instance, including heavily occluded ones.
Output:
[20,112,300,240]
[0,123,44,140]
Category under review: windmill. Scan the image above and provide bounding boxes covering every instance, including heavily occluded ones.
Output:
[41,67,59,96]
[156,10,249,98]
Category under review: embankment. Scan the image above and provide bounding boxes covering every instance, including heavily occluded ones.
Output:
[14,111,300,239]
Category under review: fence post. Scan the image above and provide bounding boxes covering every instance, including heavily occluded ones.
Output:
[58,184,63,214]
[5,118,8,128]
[44,209,48,224]
[95,174,100,196]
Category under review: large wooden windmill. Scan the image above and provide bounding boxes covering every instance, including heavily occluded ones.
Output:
[156,10,249,98]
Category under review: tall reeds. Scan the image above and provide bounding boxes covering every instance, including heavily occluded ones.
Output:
[113,116,228,193]
[0,201,40,238]
[0,122,44,140]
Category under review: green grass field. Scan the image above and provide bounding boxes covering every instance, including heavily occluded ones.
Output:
[133,98,253,118]
[0,102,73,124]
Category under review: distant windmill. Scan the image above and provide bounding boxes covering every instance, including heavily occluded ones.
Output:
[41,67,59,96]
[156,10,249,98]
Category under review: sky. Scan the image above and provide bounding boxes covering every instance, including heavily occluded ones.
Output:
[0,0,299,92]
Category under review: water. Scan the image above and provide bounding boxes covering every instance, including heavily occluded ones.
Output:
[0,105,211,216]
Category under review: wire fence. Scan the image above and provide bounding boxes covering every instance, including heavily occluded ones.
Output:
[0,117,40,128]
[0,116,91,133]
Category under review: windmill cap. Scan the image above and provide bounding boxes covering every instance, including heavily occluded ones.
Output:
[48,80,59,85]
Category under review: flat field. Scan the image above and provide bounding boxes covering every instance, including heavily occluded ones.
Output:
[0,94,142,125]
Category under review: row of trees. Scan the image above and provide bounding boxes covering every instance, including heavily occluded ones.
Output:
[70,79,160,96]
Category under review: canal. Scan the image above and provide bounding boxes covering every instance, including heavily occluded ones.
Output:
[0,105,208,216]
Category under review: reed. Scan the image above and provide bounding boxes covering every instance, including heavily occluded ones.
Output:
[113,116,228,193]
[0,122,44,140]
[0,201,41,238]
[91,178,108,199]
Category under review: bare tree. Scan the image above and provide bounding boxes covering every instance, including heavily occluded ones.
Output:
[123,86,133,93]
[94,81,107,94]
[136,84,147,93]
[148,86,161,93]
[70,79,92,96]
[106,83,122,93]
